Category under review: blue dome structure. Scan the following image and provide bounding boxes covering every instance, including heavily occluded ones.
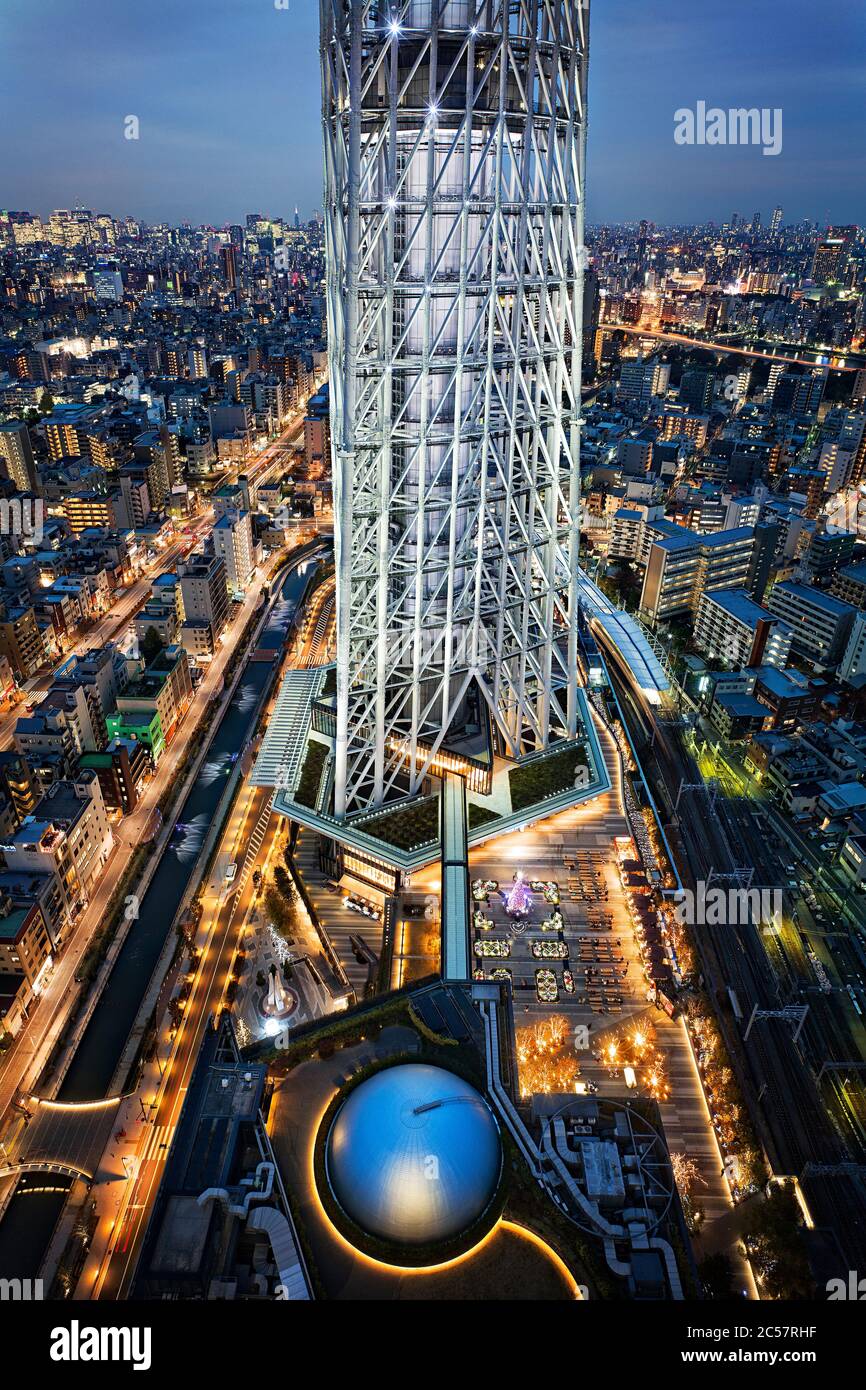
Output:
[325,1063,501,1246]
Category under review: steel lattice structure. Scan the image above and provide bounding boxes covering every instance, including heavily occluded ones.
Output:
[321,0,589,816]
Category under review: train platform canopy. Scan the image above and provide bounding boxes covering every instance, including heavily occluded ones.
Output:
[577,570,670,704]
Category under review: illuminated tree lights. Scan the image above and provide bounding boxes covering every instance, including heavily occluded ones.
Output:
[516,1016,580,1098]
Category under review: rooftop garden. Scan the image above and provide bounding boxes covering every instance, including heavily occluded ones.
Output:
[294,738,329,809]
[509,743,590,812]
[356,794,439,850]
[468,801,500,831]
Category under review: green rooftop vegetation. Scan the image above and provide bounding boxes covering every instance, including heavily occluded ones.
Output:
[468,801,500,831]
[357,795,439,850]
[294,739,329,809]
[509,743,589,813]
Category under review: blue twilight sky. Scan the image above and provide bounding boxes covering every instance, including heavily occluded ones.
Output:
[0,0,863,227]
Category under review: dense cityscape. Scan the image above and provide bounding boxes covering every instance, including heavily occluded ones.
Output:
[0,0,863,1363]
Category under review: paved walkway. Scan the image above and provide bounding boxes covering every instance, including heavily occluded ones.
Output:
[294,830,370,997]
[411,709,751,1290]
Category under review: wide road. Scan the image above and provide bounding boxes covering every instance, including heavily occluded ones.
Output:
[88,784,281,1300]
[0,517,212,752]
[599,634,866,1170]
[0,370,327,751]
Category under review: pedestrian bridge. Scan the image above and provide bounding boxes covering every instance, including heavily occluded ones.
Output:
[0,1160,91,1182]
[1,1095,123,1184]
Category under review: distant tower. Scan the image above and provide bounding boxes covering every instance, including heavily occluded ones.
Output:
[321,0,589,815]
[770,206,783,235]
[220,244,237,289]
[294,206,301,231]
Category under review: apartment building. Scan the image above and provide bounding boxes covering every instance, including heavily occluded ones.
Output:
[0,897,55,1038]
[617,357,670,403]
[830,561,866,610]
[62,491,121,535]
[79,738,150,815]
[640,526,757,625]
[839,611,866,683]
[1,771,113,929]
[616,429,655,476]
[43,403,105,461]
[115,644,192,748]
[13,709,77,785]
[179,554,229,640]
[766,581,857,666]
[38,679,103,753]
[695,589,792,669]
[0,750,37,825]
[0,603,45,679]
[212,511,255,594]
[0,420,38,492]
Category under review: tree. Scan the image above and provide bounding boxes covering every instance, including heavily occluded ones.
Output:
[141,626,164,664]
[273,865,294,902]
[698,1252,736,1300]
[38,390,55,416]
[265,887,294,941]
[743,1181,815,1299]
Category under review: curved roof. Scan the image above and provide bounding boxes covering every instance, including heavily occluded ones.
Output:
[326,1063,501,1245]
[577,568,670,700]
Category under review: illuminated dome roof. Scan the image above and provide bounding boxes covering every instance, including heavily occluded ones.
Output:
[325,1063,501,1246]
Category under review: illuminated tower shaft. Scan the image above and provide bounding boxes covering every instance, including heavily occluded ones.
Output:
[321,0,588,816]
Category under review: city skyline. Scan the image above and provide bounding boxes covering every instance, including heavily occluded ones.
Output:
[1,0,866,1338]
[1,0,864,226]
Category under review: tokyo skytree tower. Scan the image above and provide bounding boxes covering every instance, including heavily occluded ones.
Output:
[321,0,588,815]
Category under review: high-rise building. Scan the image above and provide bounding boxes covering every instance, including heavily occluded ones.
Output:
[618,357,671,403]
[321,0,588,814]
[679,369,714,412]
[773,367,828,415]
[0,420,38,492]
[770,205,783,234]
[812,232,849,284]
[213,511,255,595]
[179,554,230,639]
[92,264,123,303]
[220,244,237,289]
[639,526,760,625]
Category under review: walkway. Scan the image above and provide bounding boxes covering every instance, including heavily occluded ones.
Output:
[441,772,471,981]
[1,1095,123,1182]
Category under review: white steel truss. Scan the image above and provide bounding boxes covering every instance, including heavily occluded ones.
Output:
[321,0,589,815]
